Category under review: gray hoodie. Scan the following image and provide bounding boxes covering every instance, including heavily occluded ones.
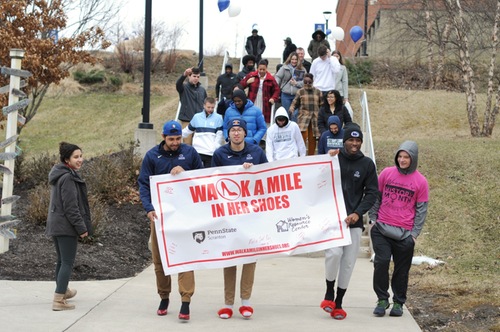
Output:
[369,140,428,239]
[396,140,419,175]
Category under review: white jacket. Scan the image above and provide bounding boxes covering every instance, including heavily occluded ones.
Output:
[265,107,307,162]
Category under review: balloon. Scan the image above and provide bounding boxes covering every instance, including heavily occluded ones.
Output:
[350,26,363,43]
[218,0,230,12]
[326,28,331,36]
[331,27,345,41]
[228,1,241,17]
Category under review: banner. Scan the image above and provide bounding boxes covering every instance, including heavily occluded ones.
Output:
[150,154,350,274]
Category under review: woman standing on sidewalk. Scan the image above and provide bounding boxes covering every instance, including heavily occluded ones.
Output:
[46,142,92,311]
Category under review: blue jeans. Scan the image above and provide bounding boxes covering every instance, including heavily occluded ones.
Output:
[280,92,296,120]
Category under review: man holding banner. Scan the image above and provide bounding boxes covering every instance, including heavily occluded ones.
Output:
[138,120,203,321]
[211,118,268,319]
[320,123,378,320]
[148,121,353,321]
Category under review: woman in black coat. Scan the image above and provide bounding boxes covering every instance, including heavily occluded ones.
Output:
[46,142,92,311]
[317,90,352,134]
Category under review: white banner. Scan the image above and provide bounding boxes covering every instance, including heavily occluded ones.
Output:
[150,154,350,274]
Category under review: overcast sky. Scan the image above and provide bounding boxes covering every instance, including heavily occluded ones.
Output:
[120,0,339,59]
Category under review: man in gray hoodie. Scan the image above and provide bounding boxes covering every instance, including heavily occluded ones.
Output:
[369,141,429,317]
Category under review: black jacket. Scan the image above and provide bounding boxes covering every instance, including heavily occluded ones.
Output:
[216,67,238,99]
[46,164,92,237]
[318,105,352,134]
[338,148,378,229]
[176,75,207,122]
[283,43,297,62]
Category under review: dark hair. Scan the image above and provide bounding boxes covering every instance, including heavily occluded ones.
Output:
[191,67,201,75]
[258,59,269,67]
[332,50,344,65]
[59,142,81,163]
[304,73,314,81]
[318,45,328,57]
[324,90,343,111]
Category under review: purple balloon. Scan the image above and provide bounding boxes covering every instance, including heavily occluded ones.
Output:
[350,26,363,42]
[218,0,230,12]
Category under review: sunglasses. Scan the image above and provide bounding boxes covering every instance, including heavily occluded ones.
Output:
[303,80,313,84]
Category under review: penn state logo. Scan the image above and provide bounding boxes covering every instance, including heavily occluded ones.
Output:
[192,231,206,243]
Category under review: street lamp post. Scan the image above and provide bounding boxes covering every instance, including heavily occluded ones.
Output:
[139,0,153,129]
[199,0,204,73]
[323,11,332,31]
[362,0,368,56]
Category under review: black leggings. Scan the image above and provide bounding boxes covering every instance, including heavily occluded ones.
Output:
[53,236,78,294]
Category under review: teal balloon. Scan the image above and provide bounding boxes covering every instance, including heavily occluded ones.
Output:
[350,26,363,42]
[218,0,230,12]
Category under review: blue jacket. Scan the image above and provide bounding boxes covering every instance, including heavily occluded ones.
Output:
[223,99,267,144]
[318,115,344,154]
[211,142,268,167]
[138,142,203,213]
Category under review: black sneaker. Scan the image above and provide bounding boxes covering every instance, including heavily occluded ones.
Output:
[389,302,403,317]
[373,299,390,317]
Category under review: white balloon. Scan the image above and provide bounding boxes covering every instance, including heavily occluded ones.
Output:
[228,2,241,17]
[331,26,345,41]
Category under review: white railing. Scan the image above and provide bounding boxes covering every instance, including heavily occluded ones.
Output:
[360,90,376,168]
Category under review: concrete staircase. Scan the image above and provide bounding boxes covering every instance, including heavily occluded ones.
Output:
[265,57,283,74]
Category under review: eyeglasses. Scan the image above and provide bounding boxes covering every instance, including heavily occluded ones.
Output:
[303,80,313,84]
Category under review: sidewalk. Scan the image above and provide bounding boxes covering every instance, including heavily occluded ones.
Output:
[0,256,421,332]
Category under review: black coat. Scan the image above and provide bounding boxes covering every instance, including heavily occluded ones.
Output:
[283,43,297,62]
[46,164,92,237]
[317,105,352,134]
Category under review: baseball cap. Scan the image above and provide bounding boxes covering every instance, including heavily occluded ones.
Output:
[162,120,182,136]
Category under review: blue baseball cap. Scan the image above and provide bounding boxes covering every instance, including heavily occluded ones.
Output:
[162,120,182,136]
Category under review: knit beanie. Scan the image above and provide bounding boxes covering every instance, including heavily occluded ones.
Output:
[227,118,247,135]
[232,89,248,105]
[343,123,363,143]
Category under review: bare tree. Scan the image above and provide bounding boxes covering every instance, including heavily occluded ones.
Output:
[58,0,122,38]
[110,20,185,75]
[444,0,499,136]
[483,0,500,136]
[378,0,498,136]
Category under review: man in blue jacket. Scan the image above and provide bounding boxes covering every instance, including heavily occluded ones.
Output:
[223,89,267,145]
[138,120,203,321]
[211,118,267,320]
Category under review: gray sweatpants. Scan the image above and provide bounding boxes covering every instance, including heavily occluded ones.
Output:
[324,227,362,289]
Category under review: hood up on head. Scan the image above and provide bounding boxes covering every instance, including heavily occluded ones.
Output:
[395,140,419,174]
[273,106,290,127]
